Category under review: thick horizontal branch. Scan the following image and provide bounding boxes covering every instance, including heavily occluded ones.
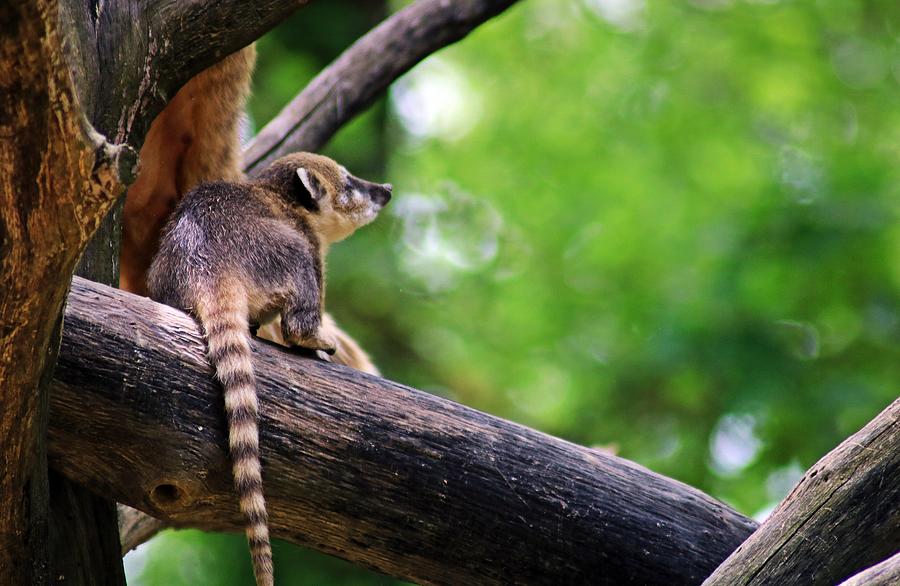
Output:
[50,278,757,585]
[243,0,519,174]
[703,398,899,586]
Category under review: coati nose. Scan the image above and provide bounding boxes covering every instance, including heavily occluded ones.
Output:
[373,183,392,206]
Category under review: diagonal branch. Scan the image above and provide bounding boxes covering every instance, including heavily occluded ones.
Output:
[838,551,900,586]
[50,277,757,585]
[703,398,900,586]
[243,0,520,175]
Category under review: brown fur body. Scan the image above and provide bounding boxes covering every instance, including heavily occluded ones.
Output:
[147,153,391,586]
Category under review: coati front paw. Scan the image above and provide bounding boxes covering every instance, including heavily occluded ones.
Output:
[295,330,338,356]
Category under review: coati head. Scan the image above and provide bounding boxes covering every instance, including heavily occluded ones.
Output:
[256,152,392,244]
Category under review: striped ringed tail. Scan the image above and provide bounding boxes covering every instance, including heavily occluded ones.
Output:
[197,288,274,586]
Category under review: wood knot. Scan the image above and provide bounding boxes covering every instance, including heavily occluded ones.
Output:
[149,483,185,510]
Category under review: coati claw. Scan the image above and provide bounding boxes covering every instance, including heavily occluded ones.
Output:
[308,331,338,355]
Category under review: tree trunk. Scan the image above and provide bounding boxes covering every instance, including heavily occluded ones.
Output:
[46,206,128,584]
[0,2,127,582]
[50,277,758,585]
[47,471,126,585]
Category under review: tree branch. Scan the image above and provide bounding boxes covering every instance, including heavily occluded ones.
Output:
[60,0,310,147]
[702,398,900,586]
[838,552,900,586]
[50,277,756,585]
[118,505,165,555]
[243,0,520,175]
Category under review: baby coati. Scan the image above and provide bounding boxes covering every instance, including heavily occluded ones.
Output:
[147,152,392,586]
[120,45,380,376]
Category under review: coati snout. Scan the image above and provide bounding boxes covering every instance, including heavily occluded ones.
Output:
[347,175,392,207]
[254,152,392,243]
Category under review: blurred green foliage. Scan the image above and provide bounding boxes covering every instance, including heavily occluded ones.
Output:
[129,0,900,583]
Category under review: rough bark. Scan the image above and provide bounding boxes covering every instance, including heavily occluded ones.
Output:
[48,471,127,586]
[243,0,520,174]
[703,398,900,586]
[838,552,900,586]
[60,0,309,146]
[0,2,128,582]
[49,277,758,585]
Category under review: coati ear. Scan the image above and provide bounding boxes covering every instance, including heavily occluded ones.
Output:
[297,167,327,201]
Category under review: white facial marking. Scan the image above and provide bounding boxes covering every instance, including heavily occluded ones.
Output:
[296,167,318,199]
